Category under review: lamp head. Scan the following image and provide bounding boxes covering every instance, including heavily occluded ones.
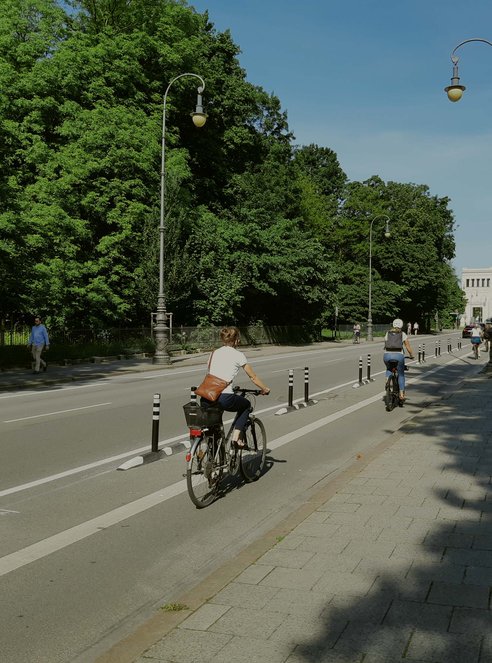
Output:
[445,85,465,102]
[191,88,207,127]
[445,61,465,102]
[191,112,207,127]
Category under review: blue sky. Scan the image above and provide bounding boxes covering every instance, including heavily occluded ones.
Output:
[190,0,492,276]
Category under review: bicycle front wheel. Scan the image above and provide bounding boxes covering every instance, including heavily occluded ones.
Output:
[187,442,222,508]
[240,418,266,482]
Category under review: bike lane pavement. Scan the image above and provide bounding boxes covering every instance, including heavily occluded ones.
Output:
[96,363,492,663]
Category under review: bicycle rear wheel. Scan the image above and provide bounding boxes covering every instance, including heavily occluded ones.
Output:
[384,379,394,411]
[392,375,402,408]
[240,418,266,482]
[186,439,224,508]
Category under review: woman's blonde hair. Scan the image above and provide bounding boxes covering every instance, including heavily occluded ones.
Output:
[220,326,240,346]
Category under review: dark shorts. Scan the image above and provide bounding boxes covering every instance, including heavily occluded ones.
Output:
[471,337,481,344]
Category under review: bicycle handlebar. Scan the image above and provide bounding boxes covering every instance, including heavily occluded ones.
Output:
[233,386,268,396]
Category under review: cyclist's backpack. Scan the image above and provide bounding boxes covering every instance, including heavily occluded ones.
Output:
[385,331,403,351]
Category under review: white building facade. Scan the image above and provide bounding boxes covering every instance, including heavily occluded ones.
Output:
[461,267,492,324]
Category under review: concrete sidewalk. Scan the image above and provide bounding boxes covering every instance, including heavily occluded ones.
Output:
[98,365,492,663]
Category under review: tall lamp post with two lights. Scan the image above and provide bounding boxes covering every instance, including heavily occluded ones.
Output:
[444,37,492,364]
[153,73,207,365]
[367,215,391,342]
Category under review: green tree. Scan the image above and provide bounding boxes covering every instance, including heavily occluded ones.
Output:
[334,176,459,327]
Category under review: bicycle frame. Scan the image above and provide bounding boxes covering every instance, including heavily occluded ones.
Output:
[384,360,401,411]
[185,387,267,507]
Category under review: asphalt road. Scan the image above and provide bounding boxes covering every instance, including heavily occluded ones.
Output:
[0,333,482,662]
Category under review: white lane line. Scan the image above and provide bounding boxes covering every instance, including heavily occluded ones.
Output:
[0,481,186,577]
[4,403,112,423]
[0,354,472,578]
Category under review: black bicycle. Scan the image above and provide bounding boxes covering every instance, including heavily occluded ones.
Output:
[183,387,267,508]
[384,360,402,411]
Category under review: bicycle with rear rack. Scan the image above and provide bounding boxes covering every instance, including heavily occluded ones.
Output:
[384,360,402,411]
[183,386,267,508]
[384,357,412,412]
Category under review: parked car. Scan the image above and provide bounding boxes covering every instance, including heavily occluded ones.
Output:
[462,323,485,338]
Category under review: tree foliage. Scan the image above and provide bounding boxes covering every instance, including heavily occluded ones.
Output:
[0,0,463,333]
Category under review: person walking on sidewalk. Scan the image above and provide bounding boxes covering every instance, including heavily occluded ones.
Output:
[412,321,419,335]
[383,318,414,402]
[28,316,50,373]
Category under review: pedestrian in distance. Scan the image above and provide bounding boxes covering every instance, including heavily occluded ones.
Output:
[383,318,414,402]
[483,323,491,353]
[352,322,361,344]
[406,322,412,335]
[413,321,419,335]
[28,315,50,373]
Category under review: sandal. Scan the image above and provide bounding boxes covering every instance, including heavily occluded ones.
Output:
[233,438,248,449]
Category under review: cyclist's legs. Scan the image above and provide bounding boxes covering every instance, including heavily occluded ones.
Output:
[383,352,405,391]
[216,393,252,437]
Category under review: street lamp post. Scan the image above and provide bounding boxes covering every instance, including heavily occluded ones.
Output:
[443,38,492,366]
[444,38,492,102]
[367,215,391,342]
[153,73,207,365]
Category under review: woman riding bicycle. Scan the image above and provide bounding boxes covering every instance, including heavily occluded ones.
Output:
[383,318,414,402]
[200,327,270,447]
[470,323,483,358]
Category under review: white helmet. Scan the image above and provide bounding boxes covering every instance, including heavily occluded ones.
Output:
[392,318,404,329]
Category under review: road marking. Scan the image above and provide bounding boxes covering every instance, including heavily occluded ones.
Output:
[4,402,112,423]
[0,353,471,578]
[0,482,186,577]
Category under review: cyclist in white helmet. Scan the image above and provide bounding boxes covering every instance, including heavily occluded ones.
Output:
[383,318,414,401]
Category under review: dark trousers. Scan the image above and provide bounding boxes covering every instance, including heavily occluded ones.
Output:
[202,393,251,432]
[218,392,252,432]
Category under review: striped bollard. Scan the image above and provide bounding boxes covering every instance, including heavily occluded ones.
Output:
[422,343,426,363]
[151,393,161,453]
[435,341,438,358]
[288,369,294,408]
[438,339,441,356]
[448,338,451,353]
[358,356,363,385]
[304,367,310,404]
[366,354,374,382]
[418,345,422,364]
